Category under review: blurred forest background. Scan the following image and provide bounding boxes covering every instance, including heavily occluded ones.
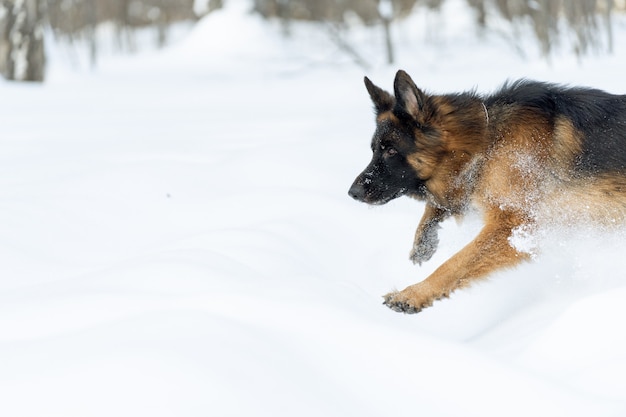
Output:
[0,0,622,82]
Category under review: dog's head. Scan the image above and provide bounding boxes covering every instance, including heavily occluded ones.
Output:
[349,70,444,205]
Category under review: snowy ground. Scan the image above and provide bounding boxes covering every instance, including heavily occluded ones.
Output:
[2,1,626,416]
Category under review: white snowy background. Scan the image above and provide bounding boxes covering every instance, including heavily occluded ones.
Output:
[2,1,626,415]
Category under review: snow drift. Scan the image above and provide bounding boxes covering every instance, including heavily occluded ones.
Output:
[1,1,626,416]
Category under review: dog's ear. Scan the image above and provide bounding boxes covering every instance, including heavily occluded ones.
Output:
[393,70,428,122]
[364,76,394,114]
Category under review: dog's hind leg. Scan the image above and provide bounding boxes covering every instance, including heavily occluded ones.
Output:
[386,207,531,314]
[409,204,449,265]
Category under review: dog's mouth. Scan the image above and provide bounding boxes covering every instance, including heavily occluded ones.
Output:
[408,183,429,200]
[373,187,408,205]
[349,185,408,205]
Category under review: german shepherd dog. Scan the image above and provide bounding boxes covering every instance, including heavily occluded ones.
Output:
[349,70,626,314]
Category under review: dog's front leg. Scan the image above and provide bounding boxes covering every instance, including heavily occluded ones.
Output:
[386,208,531,314]
[409,204,449,265]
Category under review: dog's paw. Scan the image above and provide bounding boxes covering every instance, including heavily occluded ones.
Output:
[409,242,437,265]
[383,291,428,314]
[382,286,449,314]
[409,228,439,265]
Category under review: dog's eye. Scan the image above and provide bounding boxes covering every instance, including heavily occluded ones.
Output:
[385,147,398,157]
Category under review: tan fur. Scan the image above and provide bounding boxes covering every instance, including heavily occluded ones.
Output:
[356,72,626,314]
[385,101,625,313]
[376,111,399,124]
[386,208,530,312]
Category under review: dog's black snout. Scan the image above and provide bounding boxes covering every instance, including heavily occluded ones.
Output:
[348,181,366,201]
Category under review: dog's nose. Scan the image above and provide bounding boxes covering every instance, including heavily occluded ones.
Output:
[348,182,366,201]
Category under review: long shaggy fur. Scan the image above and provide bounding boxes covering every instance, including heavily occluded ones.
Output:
[349,70,626,314]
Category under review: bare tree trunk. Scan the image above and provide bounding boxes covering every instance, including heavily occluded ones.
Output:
[0,0,45,82]
[87,0,97,69]
[382,17,394,64]
[604,0,613,53]
[379,0,394,65]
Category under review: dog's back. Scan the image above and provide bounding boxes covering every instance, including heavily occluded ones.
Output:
[479,81,626,226]
[486,80,626,174]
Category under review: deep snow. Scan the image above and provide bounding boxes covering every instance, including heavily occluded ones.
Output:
[2,1,626,415]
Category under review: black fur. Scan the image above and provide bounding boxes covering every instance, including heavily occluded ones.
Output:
[349,70,626,314]
[486,80,626,174]
[349,118,427,204]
